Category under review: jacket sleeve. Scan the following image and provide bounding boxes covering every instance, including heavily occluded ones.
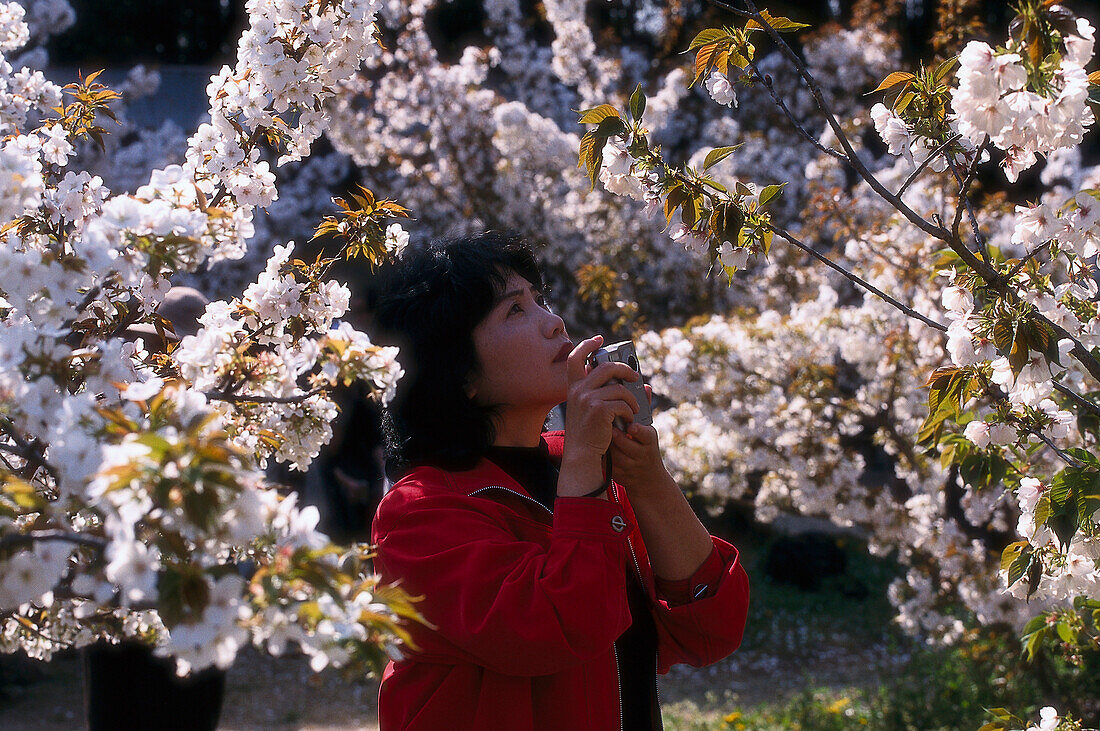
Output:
[648,535,750,673]
[373,489,634,677]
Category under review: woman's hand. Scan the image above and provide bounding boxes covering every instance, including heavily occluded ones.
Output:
[557,335,641,496]
[609,385,671,498]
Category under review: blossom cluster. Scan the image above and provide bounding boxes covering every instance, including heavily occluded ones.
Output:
[952,20,1095,181]
[0,0,415,675]
[173,241,403,470]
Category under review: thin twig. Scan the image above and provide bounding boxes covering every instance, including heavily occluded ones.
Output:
[1025,425,1084,469]
[0,530,107,551]
[950,146,984,245]
[704,0,956,246]
[764,222,948,332]
[1053,381,1100,418]
[205,386,326,405]
[0,416,59,482]
[1006,241,1050,280]
[745,60,846,162]
[896,134,962,198]
[946,153,991,263]
[1048,322,1100,385]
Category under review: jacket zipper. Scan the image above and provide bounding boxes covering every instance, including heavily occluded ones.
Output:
[468,485,552,514]
[613,643,624,731]
[609,486,664,728]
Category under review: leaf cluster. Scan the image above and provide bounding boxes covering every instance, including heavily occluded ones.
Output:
[52,69,122,152]
[687,9,807,89]
[312,184,410,267]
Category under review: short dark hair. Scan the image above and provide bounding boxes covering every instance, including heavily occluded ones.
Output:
[370,231,546,478]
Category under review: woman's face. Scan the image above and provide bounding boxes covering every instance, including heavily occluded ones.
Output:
[467,269,572,425]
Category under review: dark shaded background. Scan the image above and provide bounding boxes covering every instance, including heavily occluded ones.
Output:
[48,1,1100,67]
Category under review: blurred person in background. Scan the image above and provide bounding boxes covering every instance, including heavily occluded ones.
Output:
[84,285,227,731]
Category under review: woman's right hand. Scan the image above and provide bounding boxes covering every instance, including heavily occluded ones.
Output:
[557,335,641,497]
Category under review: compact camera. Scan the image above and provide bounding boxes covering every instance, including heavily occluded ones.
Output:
[589,340,652,429]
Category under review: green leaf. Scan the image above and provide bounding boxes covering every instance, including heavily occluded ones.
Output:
[758,183,786,207]
[663,184,689,223]
[1021,615,1047,636]
[1001,541,1031,587]
[629,84,646,121]
[934,55,959,83]
[688,28,730,51]
[578,130,604,188]
[870,70,917,94]
[917,367,972,446]
[693,42,728,86]
[1055,621,1076,643]
[709,202,745,245]
[745,10,809,33]
[993,318,1016,349]
[594,116,627,139]
[703,145,741,170]
[577,104,621,125]
[1024,626,1046,660]
[893,90,917,114]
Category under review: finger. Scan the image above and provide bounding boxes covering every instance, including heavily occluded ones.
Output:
[608,401,635,428]
[567,335,603,383]
[591,383,640,414]
[627,422,658,444]
[611,426,643,449]
[644,384,653,406]
[584,361,640,388]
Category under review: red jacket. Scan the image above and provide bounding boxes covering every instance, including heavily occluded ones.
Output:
[371,431,749,730]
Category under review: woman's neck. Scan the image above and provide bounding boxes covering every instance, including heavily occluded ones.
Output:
[491,408,550,448]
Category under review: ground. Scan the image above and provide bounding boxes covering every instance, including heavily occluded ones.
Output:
[0,530,907,729]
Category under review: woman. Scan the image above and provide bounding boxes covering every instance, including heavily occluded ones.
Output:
[370,232,749,730]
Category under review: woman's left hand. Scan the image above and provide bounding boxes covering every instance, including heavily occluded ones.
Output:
[609,385,670,496]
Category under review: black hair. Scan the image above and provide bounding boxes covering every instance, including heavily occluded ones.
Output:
[370,231,546,479]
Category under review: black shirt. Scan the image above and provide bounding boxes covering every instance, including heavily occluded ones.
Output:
[485,441,663,730]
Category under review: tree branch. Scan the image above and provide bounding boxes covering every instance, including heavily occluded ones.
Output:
[764,222,948,332]
[0,530,107,551]
[1053,381,1100,418]
[0,416,59,483]
[745,61,847,163]
[946,152,991,263]
[705,0,956,245]
[205,386,326,405]
[896,134,961,198]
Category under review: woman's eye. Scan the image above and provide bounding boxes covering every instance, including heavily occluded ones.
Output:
[508,302,523,315]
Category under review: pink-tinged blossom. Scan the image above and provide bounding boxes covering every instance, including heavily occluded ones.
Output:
[598,139,648,201]
[1016,477,1043,514]
[704,71,737,107]
[1065,18,1096,66]
[1026,706,1059,731]
[940,286,973,313]
[963,420,991,448]
[1011,202,1061,247]
[870,103,912,159]
[988,422,1018,446]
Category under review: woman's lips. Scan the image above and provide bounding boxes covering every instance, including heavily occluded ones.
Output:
[553,341,573,363]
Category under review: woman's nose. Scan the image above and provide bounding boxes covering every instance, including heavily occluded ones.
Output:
[544,310,566,337]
